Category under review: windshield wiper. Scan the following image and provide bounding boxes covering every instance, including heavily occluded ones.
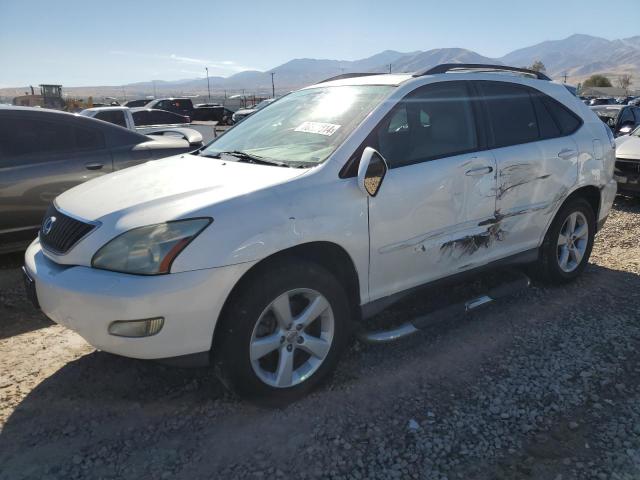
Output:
[218,150,291,167]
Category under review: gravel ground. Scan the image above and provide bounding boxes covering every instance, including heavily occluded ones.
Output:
[1,196,639,479]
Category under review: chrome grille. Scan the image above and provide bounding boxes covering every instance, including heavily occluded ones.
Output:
[39,204,95,254]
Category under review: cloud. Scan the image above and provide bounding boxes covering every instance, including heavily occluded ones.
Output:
[109,51,255,75]
[169,54,210,65]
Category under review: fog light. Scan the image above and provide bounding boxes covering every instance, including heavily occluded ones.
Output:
[108,318,164,337]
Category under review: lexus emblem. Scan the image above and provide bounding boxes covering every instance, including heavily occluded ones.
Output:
[42,216,57,236]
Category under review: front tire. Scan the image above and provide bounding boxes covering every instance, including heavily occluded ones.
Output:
[213,259,350,405]
[534,197,595,284]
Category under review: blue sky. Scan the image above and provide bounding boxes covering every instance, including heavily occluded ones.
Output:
[0,0,637,87]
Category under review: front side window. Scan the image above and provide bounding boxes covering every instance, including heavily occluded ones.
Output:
[132,110,150,126]
[202,85,393,166]
[375,81,478,168]
[0,116,103,160]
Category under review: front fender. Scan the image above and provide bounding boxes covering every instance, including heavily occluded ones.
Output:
[170,176,371,301]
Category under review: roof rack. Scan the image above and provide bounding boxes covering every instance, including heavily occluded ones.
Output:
[415,64,551,81]
[318,72,386,84]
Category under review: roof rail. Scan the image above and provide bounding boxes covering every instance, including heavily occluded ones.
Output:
[318,72,386,84]
[415,64,551,81]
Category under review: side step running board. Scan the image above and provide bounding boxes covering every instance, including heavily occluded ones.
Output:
[356,270,530,345]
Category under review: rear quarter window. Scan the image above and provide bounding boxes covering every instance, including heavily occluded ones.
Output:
[539,96,582,135]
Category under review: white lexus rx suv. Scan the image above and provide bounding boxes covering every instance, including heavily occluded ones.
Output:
[24,65,617,403]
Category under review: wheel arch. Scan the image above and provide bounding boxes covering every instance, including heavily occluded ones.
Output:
[211,241,362,351]
[562,185,601,229]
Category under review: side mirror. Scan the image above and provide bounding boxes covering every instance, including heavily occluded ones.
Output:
[357,147,388,197]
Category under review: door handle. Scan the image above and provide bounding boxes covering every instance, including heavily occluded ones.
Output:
[84,162,104,170]
[557,148,577,160]
[465,166,493,176]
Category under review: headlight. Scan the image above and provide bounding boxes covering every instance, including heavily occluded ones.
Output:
[92,218,211,275]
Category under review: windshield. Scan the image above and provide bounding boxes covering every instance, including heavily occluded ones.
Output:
[202,85,393,166]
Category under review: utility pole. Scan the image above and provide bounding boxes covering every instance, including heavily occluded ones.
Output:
[271,72,275,98]
[389,63,392,74]
[563,72,567,84]
[205,67,211,103]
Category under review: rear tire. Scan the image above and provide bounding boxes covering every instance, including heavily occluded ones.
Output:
[213,258,350,405]
[533,197,595,284]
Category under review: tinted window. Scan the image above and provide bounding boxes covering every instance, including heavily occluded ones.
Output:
[619,108,634,125]
[0,116,104,158]
[75,125,105,149]
[477,81,538,148]
[539,96,582,135]
[170,99,192,111]
[95,110,127,128]
[155,100,171,110]
[530,93,562,139]
[132,110,151,126]
[376,82,477,168]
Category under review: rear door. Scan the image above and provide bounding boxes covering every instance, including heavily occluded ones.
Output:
[365,81,497,300]
[0,114,112,245]
[475,81,580,258]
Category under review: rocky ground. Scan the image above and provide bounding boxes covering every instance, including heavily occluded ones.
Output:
[1,197,639,480]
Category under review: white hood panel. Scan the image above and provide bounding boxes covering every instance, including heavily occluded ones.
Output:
[56,154,306,221]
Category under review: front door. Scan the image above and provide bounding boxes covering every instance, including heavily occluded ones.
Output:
[365,81,497,301]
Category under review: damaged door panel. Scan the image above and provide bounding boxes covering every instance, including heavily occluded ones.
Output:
[366,81,497,302]
[475,80,579,261]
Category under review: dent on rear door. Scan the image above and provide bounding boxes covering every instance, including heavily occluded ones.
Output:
[493,136,578,255]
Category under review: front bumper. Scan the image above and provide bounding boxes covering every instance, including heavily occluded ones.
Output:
[614,159,640,195]
[24,239,255,360]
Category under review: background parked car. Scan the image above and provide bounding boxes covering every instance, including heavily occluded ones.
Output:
[145,98,194,116]
[614,126,640,196]
[79,106,203,147]
[190,105,235,125]
[122,99,152,108]
[0,107,197,253]
[589,97,616,106]
[232,98,276,123]
[590,105,640,136]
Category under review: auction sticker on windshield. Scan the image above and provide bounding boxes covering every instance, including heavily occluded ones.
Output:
[294,121,341,136]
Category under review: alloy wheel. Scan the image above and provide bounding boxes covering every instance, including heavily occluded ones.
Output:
[249,288,334,388]
[557,211,589,273]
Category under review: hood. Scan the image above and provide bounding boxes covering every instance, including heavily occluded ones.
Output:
[615,135,640,159]
[55,154,307,222]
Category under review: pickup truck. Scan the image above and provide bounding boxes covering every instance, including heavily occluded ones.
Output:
[79,106,203,147]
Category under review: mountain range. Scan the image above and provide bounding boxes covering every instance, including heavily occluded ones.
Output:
[1,34,639,100]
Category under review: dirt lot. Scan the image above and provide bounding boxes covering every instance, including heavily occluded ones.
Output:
[1,197,640,480]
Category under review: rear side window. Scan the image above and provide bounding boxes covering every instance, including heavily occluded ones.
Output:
[477,81,538,148]
[0,116,104,159]
[95,110,127,128]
